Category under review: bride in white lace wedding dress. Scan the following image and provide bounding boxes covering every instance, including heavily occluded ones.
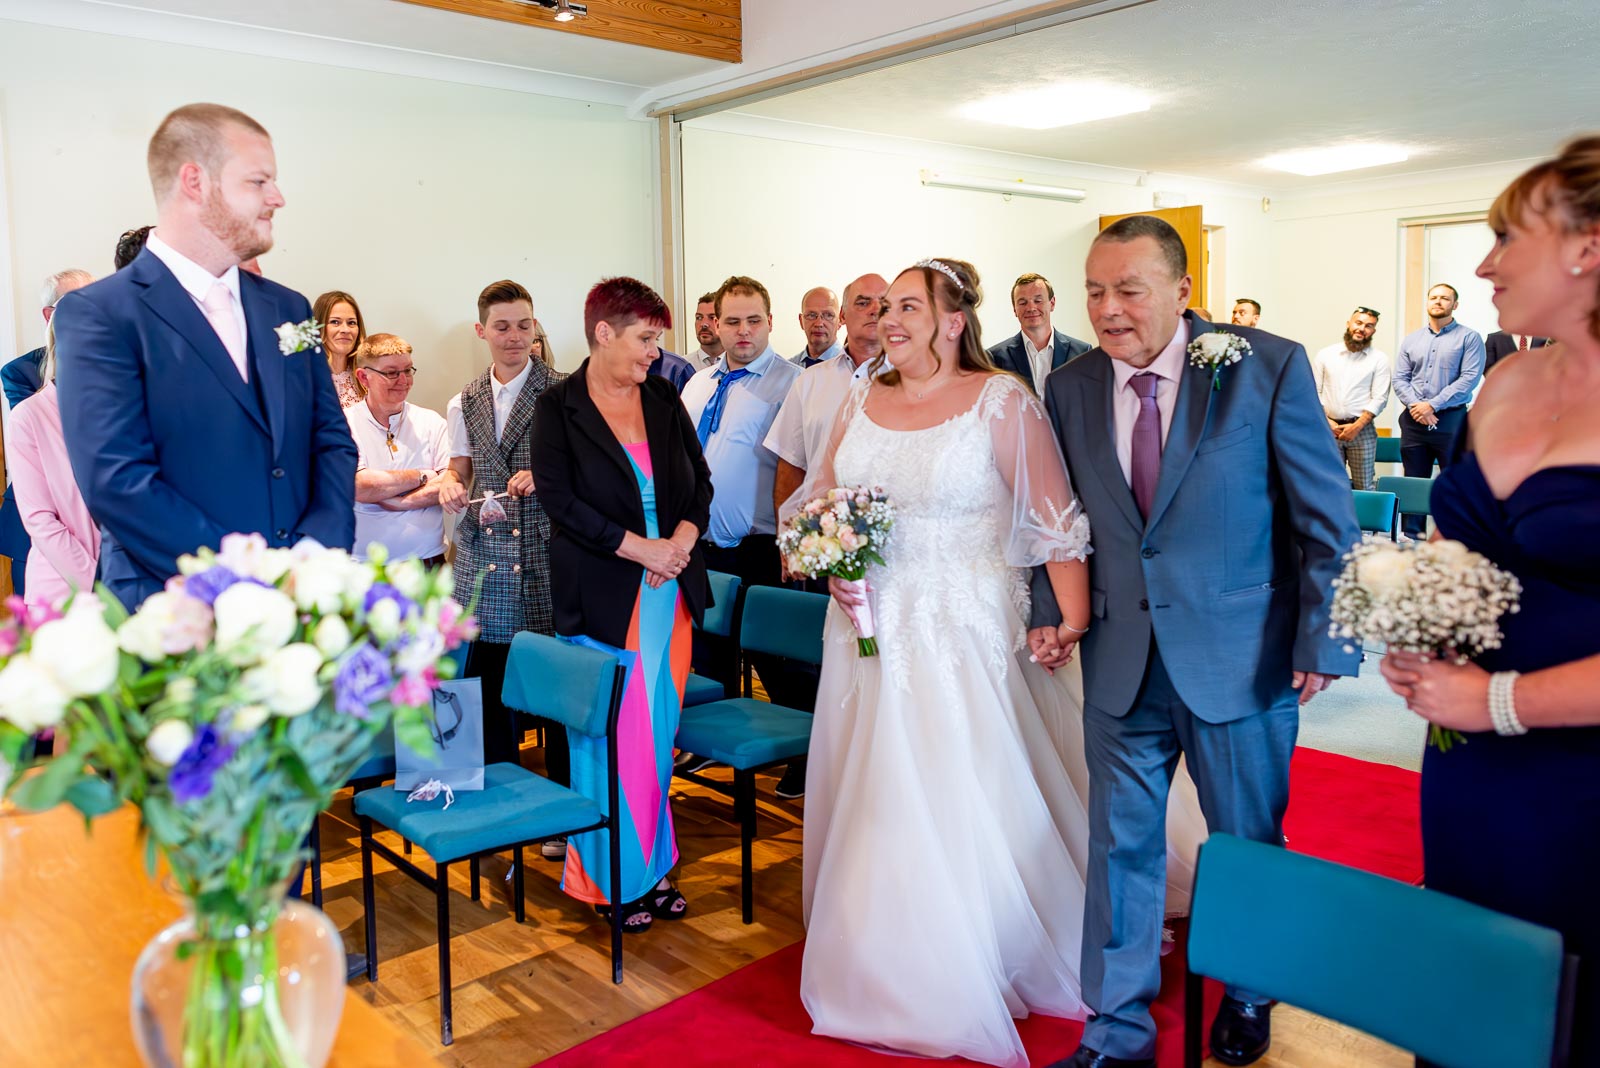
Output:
[795,260,1205,1068]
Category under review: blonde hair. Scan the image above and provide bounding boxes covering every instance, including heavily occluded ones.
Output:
[532,321,555,368]
[1490,134,1600,341]
[147,103,270,201]
[357,333,412,366]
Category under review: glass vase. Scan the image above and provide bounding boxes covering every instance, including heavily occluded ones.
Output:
[130,890,346,1068]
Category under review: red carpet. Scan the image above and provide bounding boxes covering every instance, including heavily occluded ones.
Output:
[537,747,1421,1068]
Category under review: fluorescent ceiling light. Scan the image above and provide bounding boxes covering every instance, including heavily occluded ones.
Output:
[1260,144,1410,176]
[920,170,1086,203]
[959,81,1151,130]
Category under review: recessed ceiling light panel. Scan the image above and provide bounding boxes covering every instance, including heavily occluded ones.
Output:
[1260,144,1411,176]
[959,81,1152,130]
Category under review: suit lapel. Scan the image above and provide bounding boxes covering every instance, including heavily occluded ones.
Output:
[497,361,546,460]
[135,258,267,435]
[240,276,286,456]
[1145,314,1216,530]
[1074,354,1144,533]
[565,362,638,488]
[1050,330,1073,372]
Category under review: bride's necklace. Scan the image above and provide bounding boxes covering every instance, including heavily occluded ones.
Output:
[905,374,955,401]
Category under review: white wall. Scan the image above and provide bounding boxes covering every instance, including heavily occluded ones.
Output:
[0,18,658,414]
[681,118,1275,358]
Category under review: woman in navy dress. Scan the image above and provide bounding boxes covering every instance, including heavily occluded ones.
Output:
[1381,136,1600,1065]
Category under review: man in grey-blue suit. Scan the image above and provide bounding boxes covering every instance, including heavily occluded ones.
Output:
[1034,217,1360,1068]
[987,271,1092,395]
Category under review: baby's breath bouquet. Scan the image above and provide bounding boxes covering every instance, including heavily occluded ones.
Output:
[1329,538,1521,751]
[777,486,894,656]
[0,534,476,1067]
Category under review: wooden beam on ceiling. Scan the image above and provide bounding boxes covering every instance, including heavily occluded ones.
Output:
[395,0,741,64]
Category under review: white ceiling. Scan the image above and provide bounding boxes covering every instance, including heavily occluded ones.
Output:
[730,0,1600,190]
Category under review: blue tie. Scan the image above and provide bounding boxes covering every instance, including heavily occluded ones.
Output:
[696,367,751,445]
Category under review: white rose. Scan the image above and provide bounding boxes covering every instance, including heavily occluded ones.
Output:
[1356,548,1412,598]
[388,558,427,601]
[312,615,352,659]
[343,564,375,607]
[1196,332,1235,359]
[216,533,292,584]
[289,553,352,613]
[232,703,272,734]
[241,642,325,717]
[395,628,444,676]
[31,599,121,697]
[213,583,299,664]
[366,597,402,644]
[165,677,198,706]
[146,719,194,766]
[0,654,71,733]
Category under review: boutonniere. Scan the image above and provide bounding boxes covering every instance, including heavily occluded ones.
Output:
[1187,331,1250,391]
[275,318,322,356]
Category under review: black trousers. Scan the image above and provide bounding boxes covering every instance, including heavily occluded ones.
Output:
[1397,406,1466,536]
[695,536,820,714]
[464,639,570,786]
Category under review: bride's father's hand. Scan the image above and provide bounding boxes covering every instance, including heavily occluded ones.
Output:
[1028,627,1074,674]
[1291,671,1335,705]
[829,575,869,633]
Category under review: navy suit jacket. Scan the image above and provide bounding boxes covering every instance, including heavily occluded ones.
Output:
[1483,330,1547,374]
[987,328,1092,394]
[2,347,45,410]
[54,248,357,608]
[649,348,696,393]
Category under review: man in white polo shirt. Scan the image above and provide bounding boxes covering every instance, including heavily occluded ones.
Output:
[1311,306,1391,491]
[346,333,450,564]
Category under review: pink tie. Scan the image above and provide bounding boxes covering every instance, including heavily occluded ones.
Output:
[1130,372,1162,519]
[200,281,248,381]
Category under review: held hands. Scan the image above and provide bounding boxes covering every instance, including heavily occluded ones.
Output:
[1379,651,1493,731]
[1408,401,1438,427]
[1333,422,1360,442]
[1027,625,1083,675]
[638,538,691,590]
[506,470,536,497]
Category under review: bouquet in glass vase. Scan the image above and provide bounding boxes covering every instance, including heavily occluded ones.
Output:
[777,486,894,656]
[1328,537,1520,752]
[0,534,477,1068]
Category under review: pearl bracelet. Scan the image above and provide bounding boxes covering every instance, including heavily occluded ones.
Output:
[1488,670,1527,736]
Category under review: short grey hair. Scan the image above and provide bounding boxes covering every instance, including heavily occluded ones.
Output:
[40,269,93,309]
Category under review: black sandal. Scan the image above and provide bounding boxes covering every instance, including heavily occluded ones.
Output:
[595,900,653,933]
[647,883,688,920]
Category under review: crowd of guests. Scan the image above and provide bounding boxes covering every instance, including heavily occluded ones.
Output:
[4,100,1599,1064]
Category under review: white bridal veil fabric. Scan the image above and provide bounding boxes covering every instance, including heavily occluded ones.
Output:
[795,374,1206,1068]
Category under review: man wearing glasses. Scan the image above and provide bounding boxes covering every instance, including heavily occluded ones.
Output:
[790,286,843,368]
[1311,307,1391,491]
[346,333,450,566]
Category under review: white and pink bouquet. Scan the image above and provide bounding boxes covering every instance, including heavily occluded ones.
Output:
[777,486,894,656]
[1329,538,1521,751]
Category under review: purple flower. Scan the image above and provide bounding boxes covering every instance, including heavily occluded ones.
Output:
[334,642,393,718]
[363,583,418,621]
[183,565,250,607]
[168,724,236,804]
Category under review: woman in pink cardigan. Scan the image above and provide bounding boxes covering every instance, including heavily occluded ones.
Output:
[7,328,99,608]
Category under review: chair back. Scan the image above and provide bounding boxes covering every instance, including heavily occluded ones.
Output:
[501,632,625,739]
[700,570,742,638]
[1376,474,1434,517]
[737,586,830,666]
[1375,435,1403,465]
[1188,834,1572,1068]
[1352,490,1398,538]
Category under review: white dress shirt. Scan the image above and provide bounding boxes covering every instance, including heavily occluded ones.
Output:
[446,359,533,458]
[1022,332,1056,395]
[349,400,451,561]
[145,232,249,380]
[693,346,722,370]
[764,346,888,473]
[1312,344,1391,420]
[1110,321,1189,487]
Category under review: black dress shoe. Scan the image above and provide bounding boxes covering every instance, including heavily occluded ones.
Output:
[1043,1047,1156,1068]
[1210,995,1273,1066]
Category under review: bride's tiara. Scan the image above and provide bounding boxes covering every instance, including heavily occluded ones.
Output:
[914,258,963,291]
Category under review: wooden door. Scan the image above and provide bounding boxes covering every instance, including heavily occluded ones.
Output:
[1098,205,1207,312]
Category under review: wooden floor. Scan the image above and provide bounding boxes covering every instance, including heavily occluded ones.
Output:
[318,742,1409,1068]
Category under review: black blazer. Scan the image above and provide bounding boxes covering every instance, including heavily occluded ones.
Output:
[1484,330,1547,374]
[533,360,714,648]
[987,328,1093,394]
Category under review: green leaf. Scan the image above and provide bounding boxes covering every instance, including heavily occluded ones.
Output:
[65,775,121,819]
[10,755,91,811]
[393,707,435,760]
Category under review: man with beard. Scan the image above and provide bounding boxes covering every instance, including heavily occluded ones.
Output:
[55,103,357,609]
[690,292,724,370]
[1231,298,1262,328]
[1311,306,1391,490]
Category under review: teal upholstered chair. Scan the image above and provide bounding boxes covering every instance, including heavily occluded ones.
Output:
[1375,434,1403,466]
[683,570,742,708]
[352,633,628,1045]
[675,584,828,922]
[1377,474,1434,532]
[1185,834,1577,1068]
[1353,489,1400,541]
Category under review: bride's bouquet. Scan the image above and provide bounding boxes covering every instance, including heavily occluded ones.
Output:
[1329,538,1521,751]
[778,486,894,656]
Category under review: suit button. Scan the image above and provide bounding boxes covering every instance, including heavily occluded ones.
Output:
[275,528,288,540]
[1141,547,1156,559]
[1139,598,1149,611]
[512,564,522,574]
[271,467,285,479]
[487,563,497,572]
[512,528,521,537]
[485,528,493,536]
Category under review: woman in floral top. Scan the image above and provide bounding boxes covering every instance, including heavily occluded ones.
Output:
[312,289,367,408]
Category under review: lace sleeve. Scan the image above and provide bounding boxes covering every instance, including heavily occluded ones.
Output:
[778,378,870,525]
[982,375,1092,566]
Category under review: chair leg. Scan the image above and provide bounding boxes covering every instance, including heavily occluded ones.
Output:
[609,819,624,984]
[358,817,379,981]
[512,847,526,924]
[436,861,454,1046]
[737,768,756,925]
[470,856,480,902]
[1185,963,1204,1068]
[403,837,412,856]
[308,815,324,910]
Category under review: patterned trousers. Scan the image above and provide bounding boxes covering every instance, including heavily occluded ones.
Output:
[1334,421,1377,490]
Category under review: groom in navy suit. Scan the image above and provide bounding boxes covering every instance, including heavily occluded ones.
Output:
[55,103,356,609]
[1034,217,1360,1068]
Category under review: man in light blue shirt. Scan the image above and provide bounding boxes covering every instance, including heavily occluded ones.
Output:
[1392,282,1485,536]
[790,285,843,368]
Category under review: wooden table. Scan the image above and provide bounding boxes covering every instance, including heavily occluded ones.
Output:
[0,802,436,1066]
